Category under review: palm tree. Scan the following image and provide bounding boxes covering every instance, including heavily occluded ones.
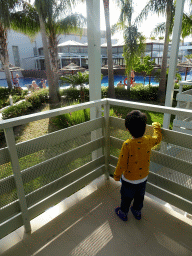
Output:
[61,72,89,102]
[135,0,175,103]
[112,0,145,90]
[103,0,115,98]
[34,0,85,104]
[61,72,103,102]
[0,0,18,90]
[0,0,41,90]
[46,13,85,97]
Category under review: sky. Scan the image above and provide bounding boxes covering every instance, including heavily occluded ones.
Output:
[72,0,166,40]
[29,0,192,42]
[72,0,192,42]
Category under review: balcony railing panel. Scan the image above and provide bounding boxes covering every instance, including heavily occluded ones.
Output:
[0,98,192,240]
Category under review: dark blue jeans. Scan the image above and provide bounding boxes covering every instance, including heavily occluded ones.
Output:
[120,179,147,215]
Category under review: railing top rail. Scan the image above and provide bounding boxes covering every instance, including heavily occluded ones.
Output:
[1,97,192,130]
[0,99,106,129]
[107,98,192,117]
[179,80,192,85]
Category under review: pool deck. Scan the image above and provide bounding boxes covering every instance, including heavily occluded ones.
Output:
[1,175,192,256]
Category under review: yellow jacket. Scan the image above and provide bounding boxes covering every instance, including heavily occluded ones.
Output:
[114,122,162,181]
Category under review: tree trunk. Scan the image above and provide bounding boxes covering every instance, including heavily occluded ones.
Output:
[157,4,171,103]
[39,14,60,104]
[0,26,12,89]
[103,0,115,98]
[48,31,60,98]
[127,72,131,91]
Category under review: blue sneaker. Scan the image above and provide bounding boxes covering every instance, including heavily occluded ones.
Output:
[131,206,141,220]
[115,207,128,221]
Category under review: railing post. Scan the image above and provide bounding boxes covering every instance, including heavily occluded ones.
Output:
[4,127,31,233]
[104,100,110,179]
[91,104,102,160]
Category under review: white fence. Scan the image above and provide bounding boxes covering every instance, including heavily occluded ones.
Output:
[0,98,192,239]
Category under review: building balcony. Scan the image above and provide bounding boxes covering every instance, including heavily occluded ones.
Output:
[0,98,192,255]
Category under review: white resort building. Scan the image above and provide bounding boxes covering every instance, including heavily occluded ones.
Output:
[0,29,177,80]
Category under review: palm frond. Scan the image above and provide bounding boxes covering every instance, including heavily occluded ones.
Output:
[61,72,89,87]
[181,13,192,38]
[135,0,170,25]
[0,0,18,28]
[55,13,86,35]
[10,3,40,37]
[151,22,166,36]
[111,22,124,34]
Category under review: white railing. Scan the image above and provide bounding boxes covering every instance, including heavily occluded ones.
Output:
[0,98,192,239]
[173,81,192,134]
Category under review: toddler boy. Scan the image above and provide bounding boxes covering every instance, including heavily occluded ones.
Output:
[114,110,162,221]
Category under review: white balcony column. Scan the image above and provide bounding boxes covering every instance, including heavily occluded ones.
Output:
[163,0,185,129]
[86,0,101,103]
[86,0,102,160]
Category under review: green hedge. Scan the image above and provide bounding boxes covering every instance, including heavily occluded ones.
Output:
[60,86,158,101]
[25,89,48,109]
[130,85,158,101]
[2,101,32,119]
[60,84,192,102]
[2,89,49,119]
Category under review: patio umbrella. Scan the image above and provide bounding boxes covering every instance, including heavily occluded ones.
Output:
[59,63,85,75]
[0,63,24,81]
[177,59,192,80]
[101,64,125,70]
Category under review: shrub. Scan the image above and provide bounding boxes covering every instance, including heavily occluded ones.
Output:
[60,88,80,101]
[2,101,32,119]
[1,89,48,119]
[0,87,11,98]
[0,98,10,109]
[51,108,90,129]
[0,88,28,109]
[115,87,130,99]
[25,89,49,109]
[130,85,159,101]
[101,87,108,98]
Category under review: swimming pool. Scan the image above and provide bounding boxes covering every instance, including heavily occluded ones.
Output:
[0,72,191,88]
[0,76,159,88]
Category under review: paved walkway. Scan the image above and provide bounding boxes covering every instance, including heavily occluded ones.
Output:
[1,175,192,256]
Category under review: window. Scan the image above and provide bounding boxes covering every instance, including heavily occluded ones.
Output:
[152,51,160,57]
[118,46,123,53]
[112,47,117,54]
[101,48,107,55]
[70,47,78,53]
[153,44,160,50]
[145,45,152,51]
[12,46,21,67]
[33,47,38,57]
[38,48,44,56]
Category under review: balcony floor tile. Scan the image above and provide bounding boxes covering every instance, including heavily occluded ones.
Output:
[1,175,192,256]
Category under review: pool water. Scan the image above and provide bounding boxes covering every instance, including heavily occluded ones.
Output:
[101,75,159,87]
[0,72,191,88]
[0,78,46,88]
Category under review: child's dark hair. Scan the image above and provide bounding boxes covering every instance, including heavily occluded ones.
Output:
[125,110,147,138]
